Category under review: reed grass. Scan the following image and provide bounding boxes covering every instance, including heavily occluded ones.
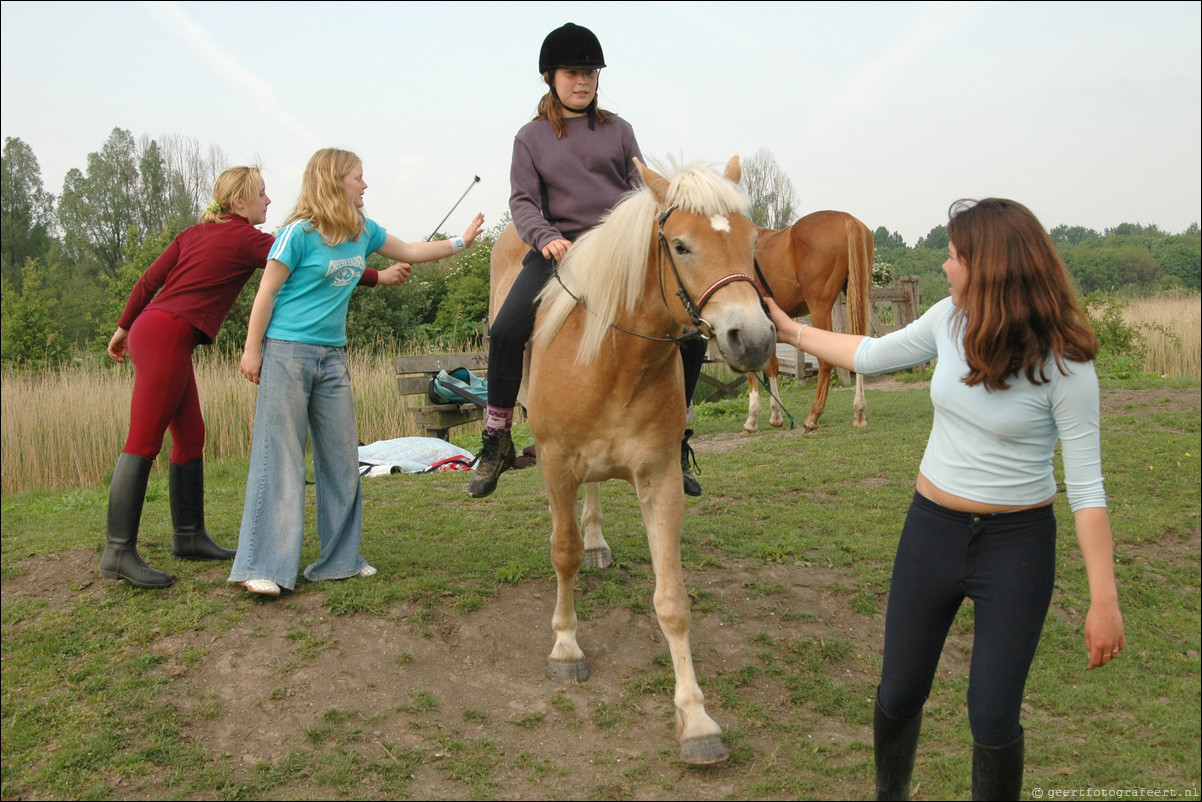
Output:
[0,350,436,495]
[1121,293,1200,378]
[3,294,1197,494]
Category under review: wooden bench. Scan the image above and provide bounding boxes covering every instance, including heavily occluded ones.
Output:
[395,352,488,441]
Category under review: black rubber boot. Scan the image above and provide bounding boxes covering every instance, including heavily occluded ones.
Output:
[972,731,1024,801]
[99,454,175,588]
[682,429,702,497]
[874,697,922,801]
[169,458,235,561]
[467,431,516,498]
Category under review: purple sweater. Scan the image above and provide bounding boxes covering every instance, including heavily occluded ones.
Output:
[509,114,643,252]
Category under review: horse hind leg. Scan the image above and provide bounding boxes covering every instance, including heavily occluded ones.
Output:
[545,467,589,682]
[804,362,832,433]
[768,374,785,428]
[852,373,867,428]
[580,482,612,569]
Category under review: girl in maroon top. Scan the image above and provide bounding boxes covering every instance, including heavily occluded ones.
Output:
[102,166,402,588]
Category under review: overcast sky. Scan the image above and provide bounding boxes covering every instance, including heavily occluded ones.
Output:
[2,1,1199,247]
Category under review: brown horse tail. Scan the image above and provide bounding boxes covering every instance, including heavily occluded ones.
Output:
[844,216,873,337]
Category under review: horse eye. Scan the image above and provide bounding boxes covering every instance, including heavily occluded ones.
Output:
[673,241,690,255]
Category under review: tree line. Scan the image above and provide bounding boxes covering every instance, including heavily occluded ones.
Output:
[3,133,1199,368]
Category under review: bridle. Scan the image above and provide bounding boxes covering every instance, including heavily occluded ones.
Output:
[551,204,763,345]
[654,205,761,341]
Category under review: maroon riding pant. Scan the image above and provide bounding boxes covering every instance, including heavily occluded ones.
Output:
[122,309,206,463]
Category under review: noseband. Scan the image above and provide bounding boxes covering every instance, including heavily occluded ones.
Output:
[656,205,759,340]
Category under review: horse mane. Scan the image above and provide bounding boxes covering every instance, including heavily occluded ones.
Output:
[534,161,751,364]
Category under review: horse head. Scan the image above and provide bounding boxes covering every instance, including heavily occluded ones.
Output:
[637,156,776,374]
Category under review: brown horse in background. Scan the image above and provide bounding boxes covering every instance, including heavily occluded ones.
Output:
[743,210,874,433]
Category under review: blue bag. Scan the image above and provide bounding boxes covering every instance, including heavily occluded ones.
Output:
[427,367,488,408]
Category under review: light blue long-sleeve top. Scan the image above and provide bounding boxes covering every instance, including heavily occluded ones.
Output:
[853,297,1107,512]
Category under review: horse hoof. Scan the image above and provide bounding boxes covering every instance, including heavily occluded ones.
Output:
[680,734,729,765]
[742,424,758,434]
[583,547,613,569]
[547,660,589,683]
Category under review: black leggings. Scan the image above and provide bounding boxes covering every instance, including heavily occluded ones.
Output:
[877,492,1056,746]
[487,248,707,412]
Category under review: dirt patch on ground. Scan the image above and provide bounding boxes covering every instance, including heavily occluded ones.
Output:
[6,548,886,800]
[3,386,1196,800]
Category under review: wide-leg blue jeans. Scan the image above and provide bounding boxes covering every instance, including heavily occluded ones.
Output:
[229,339,367,590]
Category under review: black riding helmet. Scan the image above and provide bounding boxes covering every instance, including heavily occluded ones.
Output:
[539,23,605,73]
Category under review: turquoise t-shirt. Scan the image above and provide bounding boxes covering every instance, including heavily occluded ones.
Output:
[265,218,387,346]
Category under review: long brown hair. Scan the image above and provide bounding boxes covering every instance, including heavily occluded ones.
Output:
[284,148,365,246]
[947,198,1098,391]
[535,71,612,138]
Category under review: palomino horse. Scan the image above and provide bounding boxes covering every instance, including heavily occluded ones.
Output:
[491,157,775,764]
[743,210,874,433]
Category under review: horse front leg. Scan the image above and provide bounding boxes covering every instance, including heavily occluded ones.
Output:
[544,464,589,682]
[580,482,612,568]
[743,372,761,433]
[638,472,728,765]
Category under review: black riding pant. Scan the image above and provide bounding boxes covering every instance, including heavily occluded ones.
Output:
[877,492,1056,746]
[487,248,707,413]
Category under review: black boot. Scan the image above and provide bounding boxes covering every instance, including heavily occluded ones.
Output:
[467,430,516,498]
[99,454,174,588]
[169,458,235,560]
[972,731,1024,801]
[682,429,702,497]
[874,697,922,801]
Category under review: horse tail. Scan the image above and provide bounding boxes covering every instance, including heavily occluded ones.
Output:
[844,216,873,338]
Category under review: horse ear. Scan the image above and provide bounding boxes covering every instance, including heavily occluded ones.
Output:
[635,157,670,203]
[724,155,741,184]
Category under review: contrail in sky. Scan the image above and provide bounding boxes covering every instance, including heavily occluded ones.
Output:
[145,1,319,149]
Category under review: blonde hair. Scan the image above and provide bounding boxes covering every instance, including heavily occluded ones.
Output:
[199,166,263,224]
[284,148,365,246]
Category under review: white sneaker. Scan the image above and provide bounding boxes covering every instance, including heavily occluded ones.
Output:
[357,565,377,578]
[244,579,281,597]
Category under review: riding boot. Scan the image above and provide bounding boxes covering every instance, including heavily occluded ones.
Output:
[681,429,703,497]
[99,453,175,588]
[467,430,517,498]
[971,731,1024,801]
[169,458,235,560]
[874,697,922,801]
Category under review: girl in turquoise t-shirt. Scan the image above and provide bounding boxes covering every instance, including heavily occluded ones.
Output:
[229,147,484,598]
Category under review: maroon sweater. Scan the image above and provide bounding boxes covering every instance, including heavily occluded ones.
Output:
[117,215,379,343]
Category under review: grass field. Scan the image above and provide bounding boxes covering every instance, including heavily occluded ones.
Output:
[2,376,1198,800]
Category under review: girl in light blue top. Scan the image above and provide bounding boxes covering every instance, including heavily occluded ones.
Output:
[230,148,484,598]
[767,198,1124,801]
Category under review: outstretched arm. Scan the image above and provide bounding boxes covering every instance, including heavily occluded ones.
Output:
[376,213,485,264]
[765,297,864,371]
